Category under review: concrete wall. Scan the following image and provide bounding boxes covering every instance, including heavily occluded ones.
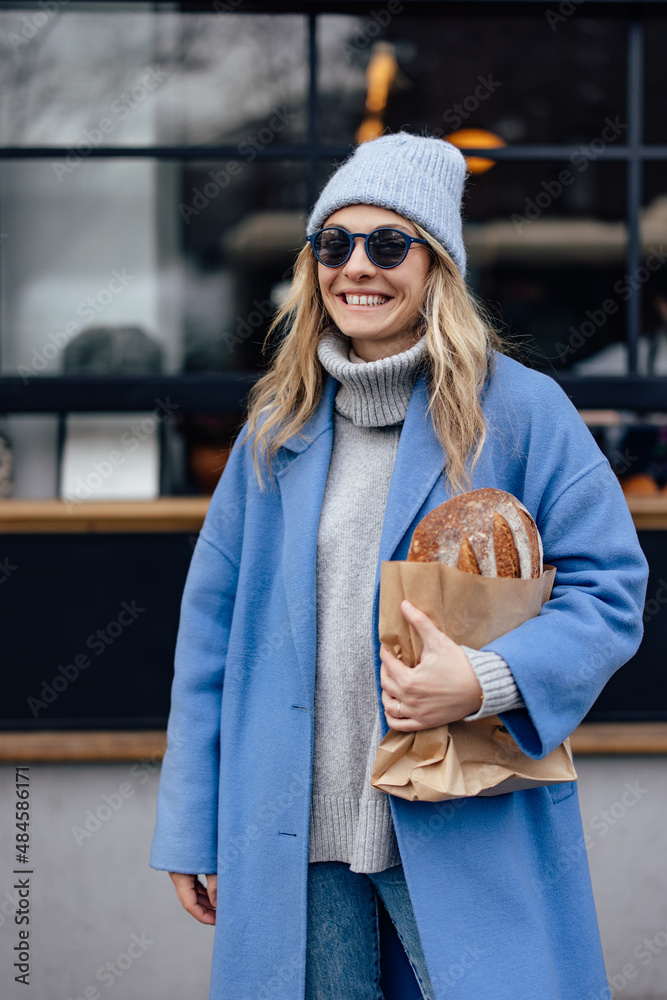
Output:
[0,755,665,999]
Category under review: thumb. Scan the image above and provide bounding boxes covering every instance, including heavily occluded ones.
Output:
[400,600,451,650]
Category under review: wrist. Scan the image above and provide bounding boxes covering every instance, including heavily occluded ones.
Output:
[460,646,525,721]
[454,645,484,718]
[464,672,484,717]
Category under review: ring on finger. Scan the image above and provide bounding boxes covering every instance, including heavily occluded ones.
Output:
[396,699,404,719]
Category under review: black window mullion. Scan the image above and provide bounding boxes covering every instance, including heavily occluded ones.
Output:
[55,411,67,497]
[159,414,171,496]
[307,11,320,212]
[626,17,644,375]
[5,144,667,161]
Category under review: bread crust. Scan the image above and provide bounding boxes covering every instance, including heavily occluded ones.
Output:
[407,488,543,579]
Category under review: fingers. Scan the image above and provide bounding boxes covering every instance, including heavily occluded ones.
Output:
[379,657,402,699]
[194,878,217,923]
[381,686,403,718]
[400,600,451,650]
[169,872,217,926]
[380,644,415,691]
[379,641,405,672]
[385,714,428,732]
[380,648,418,724]
[205,873,217,909]
[381,664,430,731]
[381,688,429,731]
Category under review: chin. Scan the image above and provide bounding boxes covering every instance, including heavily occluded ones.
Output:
[331,314,387,339]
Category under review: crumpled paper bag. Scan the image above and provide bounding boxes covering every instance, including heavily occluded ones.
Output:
[371,562,577,801]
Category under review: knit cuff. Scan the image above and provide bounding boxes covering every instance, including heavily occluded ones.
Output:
[460,647,525,720]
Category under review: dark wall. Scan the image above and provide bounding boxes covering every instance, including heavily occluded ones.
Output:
[2,530,664,728]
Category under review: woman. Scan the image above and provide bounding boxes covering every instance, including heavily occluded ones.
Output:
[151,133,648,1000]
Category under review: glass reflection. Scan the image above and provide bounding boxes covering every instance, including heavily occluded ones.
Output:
[0,158,308,378]
[0,7,307,147]
[462,160,627,373]
[572,166,667,377]
[319,13,627,147]
[314,151,628,374]
[645,17,667,145]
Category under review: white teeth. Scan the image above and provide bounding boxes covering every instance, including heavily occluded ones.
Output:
[344,294,389,306]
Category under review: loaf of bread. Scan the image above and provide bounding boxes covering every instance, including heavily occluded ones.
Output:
[407,488,543,579]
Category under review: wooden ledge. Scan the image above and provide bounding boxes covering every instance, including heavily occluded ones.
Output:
[0,498,210,533]
[624,496,667,530]
[1,495,666,533]
[570,722,667,755]
[0,730,167,762]
[1,723,667,763]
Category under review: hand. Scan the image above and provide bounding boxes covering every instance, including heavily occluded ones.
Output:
[380,600,483,731]
[169,872,217,925]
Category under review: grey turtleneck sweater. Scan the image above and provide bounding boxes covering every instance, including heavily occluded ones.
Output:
[309,330,524,873]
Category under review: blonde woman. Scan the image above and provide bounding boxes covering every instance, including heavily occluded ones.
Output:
[151,133,647,1000]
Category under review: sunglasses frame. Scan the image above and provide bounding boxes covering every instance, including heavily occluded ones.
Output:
[307,227,429,269]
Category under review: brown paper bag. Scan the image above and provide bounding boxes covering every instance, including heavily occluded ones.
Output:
[370,562,577,801]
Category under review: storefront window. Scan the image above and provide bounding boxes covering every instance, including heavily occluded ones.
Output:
[465,159,628,372]
[0,1,663,498]
[0,159,177,377]
[318,13,627,146]
[0,157,308,380]
[0,7,308,147]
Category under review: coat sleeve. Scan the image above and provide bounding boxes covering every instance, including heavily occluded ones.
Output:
[483,361,649,758]
[150,434,249,873]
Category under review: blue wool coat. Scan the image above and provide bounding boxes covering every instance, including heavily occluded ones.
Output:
[151,351,648,1000]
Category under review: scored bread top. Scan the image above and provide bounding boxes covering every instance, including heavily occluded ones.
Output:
[407,488,543,579]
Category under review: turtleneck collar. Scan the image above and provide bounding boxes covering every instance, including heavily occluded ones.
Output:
[317,329,427,427]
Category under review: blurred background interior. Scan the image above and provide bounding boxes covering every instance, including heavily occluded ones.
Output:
[0,0,666,499]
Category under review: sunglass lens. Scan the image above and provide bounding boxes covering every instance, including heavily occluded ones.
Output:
[315,229,350,265]
[368,230,408,267]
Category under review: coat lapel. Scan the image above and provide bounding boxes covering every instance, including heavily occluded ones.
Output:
[371,371,447,726]
[377,370,448,567]
[276,375,337,706]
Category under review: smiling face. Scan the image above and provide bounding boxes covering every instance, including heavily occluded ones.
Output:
[316,204,432,362]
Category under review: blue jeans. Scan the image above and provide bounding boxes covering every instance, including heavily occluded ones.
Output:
[305,861,436,1000]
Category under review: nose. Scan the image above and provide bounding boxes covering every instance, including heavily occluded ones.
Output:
[342,236,377,278]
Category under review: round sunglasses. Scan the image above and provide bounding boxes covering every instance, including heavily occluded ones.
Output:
[307,227,429,269]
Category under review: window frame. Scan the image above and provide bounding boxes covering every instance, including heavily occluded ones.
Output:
[0,0,666,419]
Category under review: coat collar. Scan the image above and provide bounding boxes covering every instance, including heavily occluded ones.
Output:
[275,376,336,703]
[280,375,338,454]
[276,371,445,704]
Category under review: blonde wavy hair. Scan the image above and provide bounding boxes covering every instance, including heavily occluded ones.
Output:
[244,221,505,494]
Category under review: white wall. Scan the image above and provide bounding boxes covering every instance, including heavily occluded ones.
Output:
[0,759,213,1000]
[0,756,665,1000]
[577,757,667,1000]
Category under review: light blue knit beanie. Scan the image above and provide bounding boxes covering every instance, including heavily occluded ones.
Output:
[306,132,468,277]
